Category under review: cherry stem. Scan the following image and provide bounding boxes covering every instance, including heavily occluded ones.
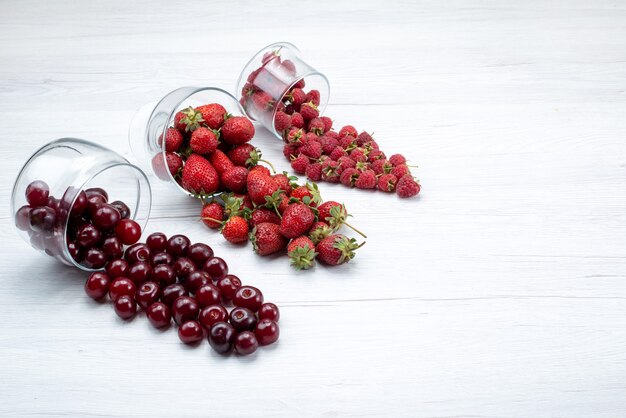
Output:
[343,221,367,239]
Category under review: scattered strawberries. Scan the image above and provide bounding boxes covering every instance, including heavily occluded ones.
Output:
[287,236,317,270]
[316,234,362,266]
[239,46,421,199]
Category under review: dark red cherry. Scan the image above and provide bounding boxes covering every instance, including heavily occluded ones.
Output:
[229,307,258,332]
[195,284,221,308]
[217,275,242,301]
[184,271,211,294]
[161,284,188,307]
[135,281,161,309]
[25,180,49,207]
[178,320,204,344]
[128,261,152,285]
[91,203,120,230]
[166,234,190,257]
[29,206,56,232]
[255,319,279,346]
[85,187,108,202]
[173,257,196,282]
[125,243,151,264]
[146,232,167,251]
[208,322,236,354]
[67,241,83,262]
[146,302,171,328]
[187,243,214,266]
[199,305,228,330]
[258,303,280,322]
[233,286,264,312]
[15,205,32,231]
[83,248,107,269]
[235,331,258,356]
[172,296,199,325]
[150,251,173,266]
[149,264,176,287]
[105,258,129,279]
[114,295,136,320]
[76,224,101,248]
[109,277,136,301]
[114,219,141,245]
[84,272,110,300]
[109,200,130,219]
[202,257,228,281]
[69,190,88,217]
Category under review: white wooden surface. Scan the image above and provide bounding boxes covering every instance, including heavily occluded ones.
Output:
[1,1,626,416]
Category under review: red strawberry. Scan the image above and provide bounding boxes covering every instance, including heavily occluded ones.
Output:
[208,149,235,175]
[274,111,292,133]
[307,118,325,136]
[227,144,256,167]
[305,90,321,106]
[249,208,281,227]
[163,128,183,152]
[339,167,359,187]
[195,103,227,130]
[279,203,315,239]
[300,102,319,121]
[317,201,366,238]
[249,165,271,177]
[250,222,288,256]
[291,112,304,128]
[221,216,249,244]
[273,173,293,195]
[329,146,347,161]
[377,173,398,192]
[286,88,306,105]
[152,152,183,181]
[338,125,358,139]
[287,236,317,270]
[320,116,333,132]
[305,162,322,181]
[391,164,410,179]
[308,221,332,244]
[190,127,219,155]
[290,154,309,174]
[181,154,219,195]
[221,166,248,193]
[389,154,407,166]
[396,175,421,198]
[176,107,204,132]
[300,141,322,159]
[247,171,279,206]
[200,202,224,229]
[355,169,376,189]
[221,116,255,145]
[316,234,362,266]
[291,184,321,206]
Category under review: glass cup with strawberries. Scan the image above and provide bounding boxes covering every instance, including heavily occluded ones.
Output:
[129,86,259,198]
[11,138,152,270]
[235,41,330,140]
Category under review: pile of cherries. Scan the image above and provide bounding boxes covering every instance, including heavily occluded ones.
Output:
[86,231,280,355]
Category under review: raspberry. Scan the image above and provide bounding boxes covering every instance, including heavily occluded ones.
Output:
[329,146,347,161]
[339,136,356,150]
[307,118,325,135]
[325,131,339,140]
[305,162,322,181]
[274,111,292,133]
[337,156,356,172]
[290,154,310,174]
[300,102,319,121]
[396,175,420,198]
[355,169,377,189]
[356,131,373,146]
[371,159,393,175]
[321,160,340,183]
[305,90,321,106]
[367,149,386,162]
[319,135,339,155]
[392,164,411,179]
[338,125,358,139]
[339,167,359,187]
[287,88,306,106]
[377,174,398,192]
[283,143,301,160]
[320,116,333,132]
[349,147,368,163]
[300,140,322,159]
[389,154,407,166]
[291,112,304,128]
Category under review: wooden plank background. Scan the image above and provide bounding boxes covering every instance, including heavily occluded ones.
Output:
[1,0,625,416]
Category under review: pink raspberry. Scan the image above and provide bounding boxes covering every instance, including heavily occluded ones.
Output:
[396,175,420,198]
[307,118,326,135]
[355,169,377,189]
[319,135,339,155]
[305,89,321,106]
[290,154,310,174]
[392,164,410,179]
[300,102,319,121]
[329,146,348,161]
[349,147,368,163]
[356,131,373,146]
[320,116,333,132]
[338,125,358,139]
[287,88,306,105]
[371,159,393,175]
[305,162,322,181]
[339,136,356,150]
[286,127,304,144]
[291,112,304,128]
[389,154,407,166]
[377,174,398,192]
[300,140,322,159]
[283,143,301,160]
[325,130,339,140]
[321,160,340,183]
[274,111,291,133]
[368,149,386,162]
[337,156,357,172]
[339,167,359,187]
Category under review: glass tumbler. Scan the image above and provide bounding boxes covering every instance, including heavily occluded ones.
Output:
[235,41,330,139]
[11,138,152,271]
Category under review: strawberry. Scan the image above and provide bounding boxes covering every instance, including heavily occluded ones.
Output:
[247,171,279,206]
[396,175,421,198]
[305,90,321,106]
[176,107,204,132]
[300,102,319,121]
[286,88,306,106]
[220,193,249,219]
[320,116,333,132]
[181,154,219,195]
[287,236,317,270]
[290,154,309,174]
[319,135,339,155]
[317,201,366,238]
[195,103,227,130]
[391,164,410,179]
[338,125,358,139]
[221,166,248,193]
[233,193,253,211]
[209,149,235,175]
[316,234,362,266]
[249,165,271,177]
[290,183,321,206]
[389,153,407,166]
[307,118,325,136]
[308,221,332,244]
[305,163,322,181]
[339,167,359,187]
[249,208,281,227]
[273,173,293,195]
[329,146,347,161]
[250,222,288,256]
[190,127,219,155]
[163,128,183,152]
[377,173,398,192]
[355,169,376,190]
[291,112,304,128]
[227,143,256,167]
[371,159,393,175]
[221,216,249,244]
[221,116,255,145]
[274,111,292,133]
[200,202,224,229]
[279,203,315,239]
[152,152,183,181]
[300,141,322,159]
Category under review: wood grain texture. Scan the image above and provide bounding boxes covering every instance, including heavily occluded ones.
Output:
[1,0,625,416]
